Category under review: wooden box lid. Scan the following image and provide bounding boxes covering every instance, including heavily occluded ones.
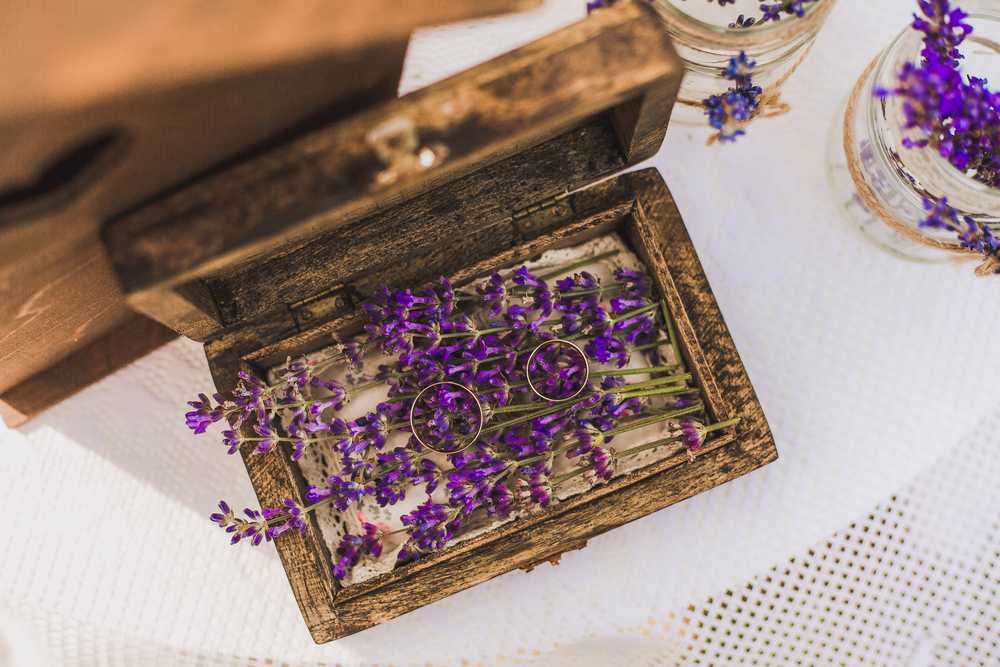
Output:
[0,0,538,426]
[101,1,684,343]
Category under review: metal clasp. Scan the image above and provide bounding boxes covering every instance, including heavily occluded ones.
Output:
[365,116,448,189]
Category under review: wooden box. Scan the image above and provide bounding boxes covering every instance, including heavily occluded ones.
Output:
[102,2,776,642]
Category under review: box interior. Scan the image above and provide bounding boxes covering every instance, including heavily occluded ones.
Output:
[231,192,734,597]
[266,232,701,588]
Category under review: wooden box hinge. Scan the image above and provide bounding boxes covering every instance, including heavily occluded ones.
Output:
[519,540,588,573]
[511,191,574,238]
[289,284,355,332]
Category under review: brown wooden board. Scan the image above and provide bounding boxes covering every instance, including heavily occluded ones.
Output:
[0,316,178,427]
[4,0,540,120]
[202,169,776,642]
[102,2,684,343]
[0,41,409,421]
[3,0,543,423]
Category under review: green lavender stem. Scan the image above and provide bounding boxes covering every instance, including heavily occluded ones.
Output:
[660,300,683,369]
[549,417,740,486]
[590,364,678,377]
[537,249,622,281]
[487,373,693,416]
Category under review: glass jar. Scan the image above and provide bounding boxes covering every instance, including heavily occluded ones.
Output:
[652,0,838,126]
[825,7,1000,263]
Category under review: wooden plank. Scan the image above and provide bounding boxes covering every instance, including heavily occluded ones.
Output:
[103,1,684,331]
[201,167,775,642]
[321,432,744,641]
[0,224,137,394]
[0,315,178,427]
[4,0,540,120]
[0,32,411,414]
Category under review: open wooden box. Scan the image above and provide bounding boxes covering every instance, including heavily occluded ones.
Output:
[102,2,776,642]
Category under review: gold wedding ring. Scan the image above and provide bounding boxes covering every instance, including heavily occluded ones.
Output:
[408,381,484,454]
[525,339,590,402]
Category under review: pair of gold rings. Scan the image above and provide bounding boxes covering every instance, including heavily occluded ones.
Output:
[409,339,589,453]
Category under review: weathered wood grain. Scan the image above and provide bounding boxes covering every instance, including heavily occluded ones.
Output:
[0,315,177,427]
[624,170,776,471]
[103,2,683,339]
[207,116,625,327]
[202,167,776,643]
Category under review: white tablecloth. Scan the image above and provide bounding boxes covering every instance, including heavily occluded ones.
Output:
[3,1,999,665]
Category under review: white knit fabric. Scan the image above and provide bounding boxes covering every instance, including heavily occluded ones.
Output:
[2,1,999,665]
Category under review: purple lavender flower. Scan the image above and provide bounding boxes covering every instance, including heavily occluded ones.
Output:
[882,1,1000,189]
[729,14,757,29]
[516,474,553,508]
[570,420,614,456]
[263,498,309,538]
[251,423,278,455]
[701,51,765,143]
[920,198,1000,273]
[308,474,371,511]
[334,522,387,579]
[276,359,311,390]
[306,376,346,411]
[758,0,819,22]
[398,501,462,560]
[724,51,755,87]
[513,266,555,319]
[477,270,509,318]
[527,340,588,401]
[410,384,482,453]
[213,505,272,546]
[600,394,642,419]
[222,430,243,455]
[678,418,708,451]
[185,393,226,434]
[447,452,511,515]
[913,0,973,66]
[703,88,759,143]
[210,500,233,526]
[331,334,363,369]
[589,445,616,482]
[585,334,629,368]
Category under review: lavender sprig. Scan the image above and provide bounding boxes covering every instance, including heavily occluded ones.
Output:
[880,1,999,189]
[201,260,740,581]
[758,0,820,22]
[672,0,821,27]
[703,53,763,143]
[921,198,1000,275]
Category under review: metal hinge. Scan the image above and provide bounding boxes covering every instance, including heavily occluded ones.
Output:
[511,192,574,236]
[520,540,588,573]
[289,284,354,332]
